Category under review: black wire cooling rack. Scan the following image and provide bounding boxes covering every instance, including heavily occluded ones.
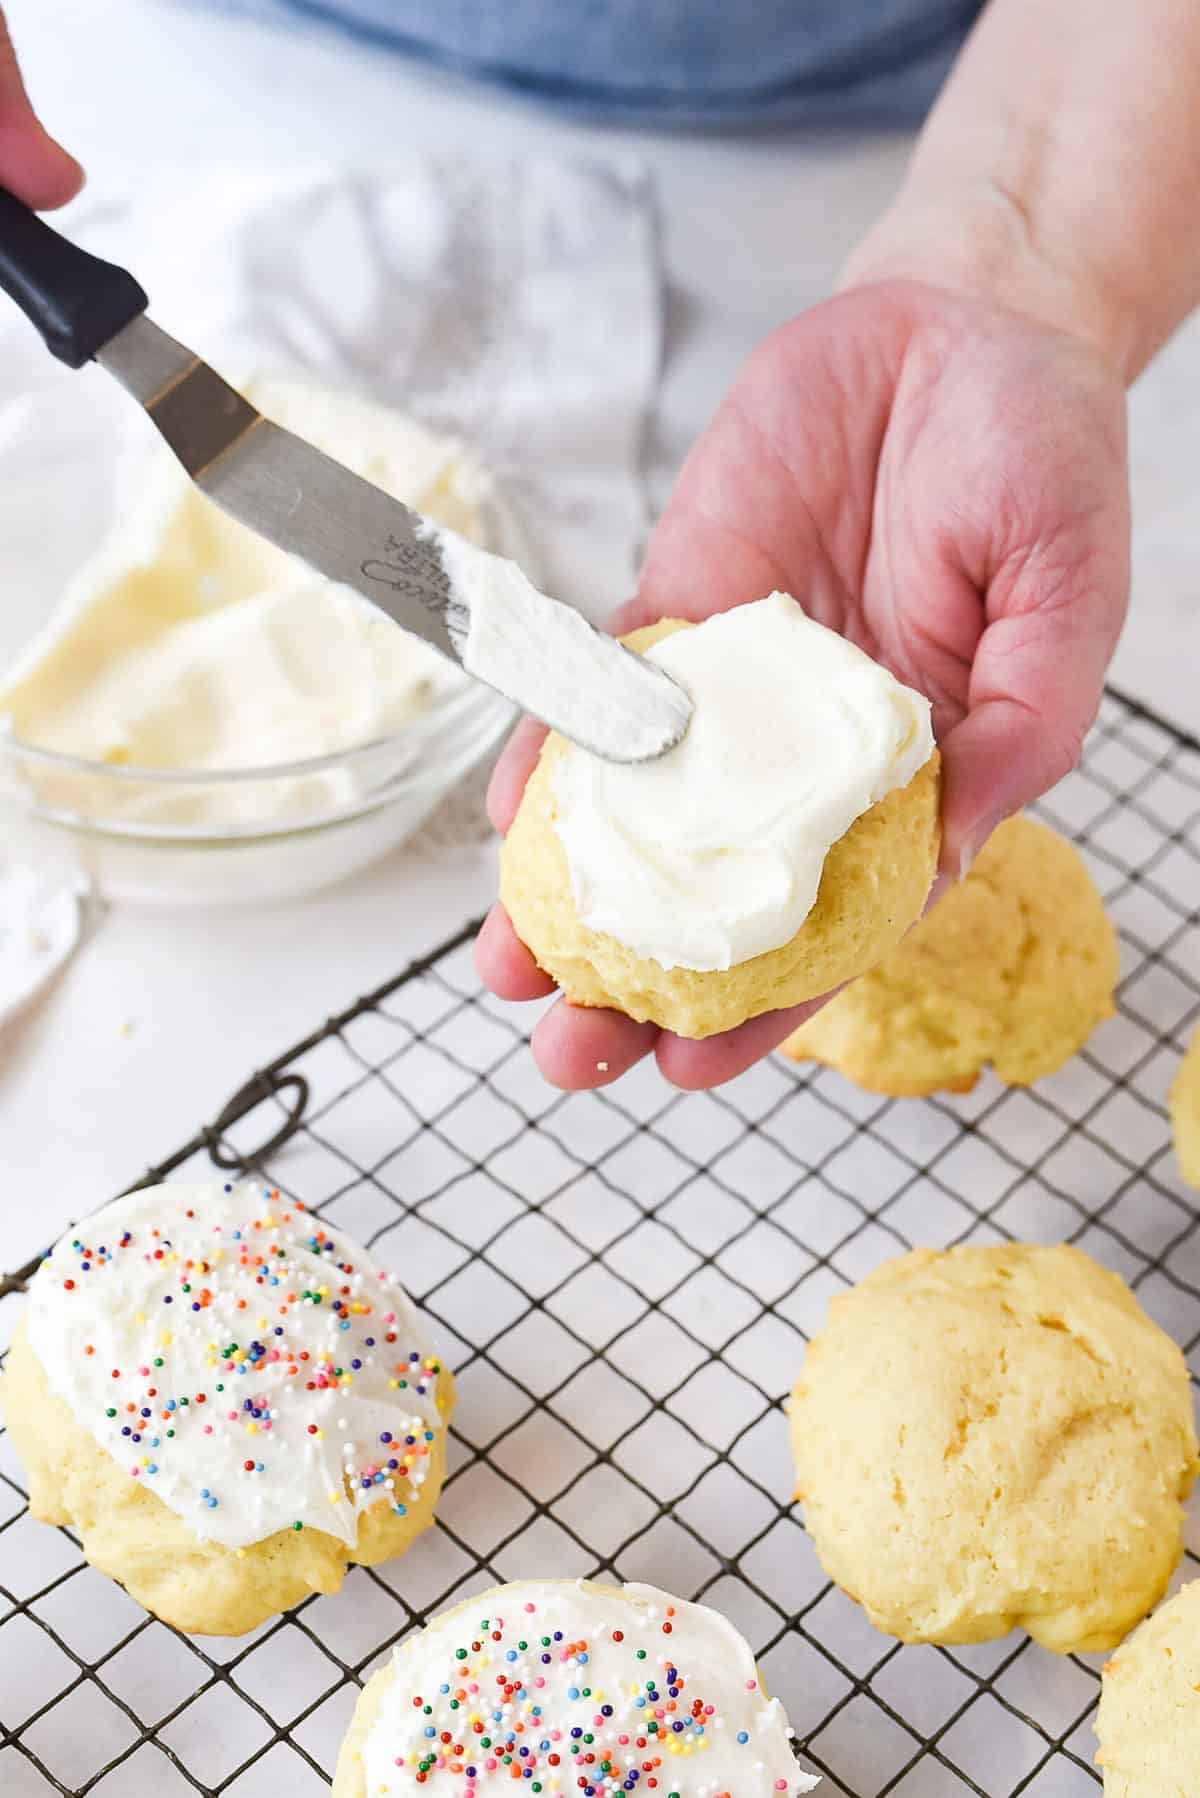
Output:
[3,684,1199,1798]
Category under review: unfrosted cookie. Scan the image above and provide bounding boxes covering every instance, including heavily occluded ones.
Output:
[789,1244,1198,1654]
[780,815,1117,1094]
[501,614,941,1040]
[1169,1026,1200,1188]
[333,1578,820,1798]
[1096,1579,1200,1794]
[1,1182,453,1635]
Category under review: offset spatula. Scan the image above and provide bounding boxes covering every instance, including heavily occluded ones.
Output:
[0,189,692,764]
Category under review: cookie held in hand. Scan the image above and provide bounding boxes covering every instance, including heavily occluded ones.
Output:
[501,598,940,1040]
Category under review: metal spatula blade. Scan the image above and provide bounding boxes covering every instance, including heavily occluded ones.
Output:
[0,191,692,765]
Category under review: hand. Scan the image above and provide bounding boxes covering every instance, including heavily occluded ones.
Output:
[477,279,1129,1091]
[0,6,82,208]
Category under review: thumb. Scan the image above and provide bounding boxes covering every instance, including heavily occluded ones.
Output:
[0,13,83,209]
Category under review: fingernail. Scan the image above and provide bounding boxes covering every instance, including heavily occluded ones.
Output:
[958,810,1006,882]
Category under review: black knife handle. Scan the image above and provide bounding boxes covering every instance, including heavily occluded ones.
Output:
[0,187,147,368]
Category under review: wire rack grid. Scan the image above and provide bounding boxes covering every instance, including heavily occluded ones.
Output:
[2,685,1199,1798]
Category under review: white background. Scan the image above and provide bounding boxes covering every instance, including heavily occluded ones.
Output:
[3,0,1198,1241]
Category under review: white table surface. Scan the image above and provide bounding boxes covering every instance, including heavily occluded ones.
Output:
[3,0,1198,1243]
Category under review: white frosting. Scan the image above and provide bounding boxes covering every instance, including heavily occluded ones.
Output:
[360,1579,818,1798]
[25,1182,448,1551]
[0,374,495,821]
[552,594,935,972]
[453,529,614,704]
[441,530,691,763]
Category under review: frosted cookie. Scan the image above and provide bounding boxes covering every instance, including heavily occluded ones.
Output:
[501,596,940,1040]
[1169,1026,1200,1188]
[1,1182,453,1635]
[1096,1579,1200,1793]
[332,1578,820,1798]
[789,1244,1198,1654]
[780,816,1117,1094]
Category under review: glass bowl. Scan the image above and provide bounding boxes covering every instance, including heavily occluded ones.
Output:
[0,675,515,906]
[0,362,529,906]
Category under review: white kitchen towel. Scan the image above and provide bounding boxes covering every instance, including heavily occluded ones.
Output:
[0,156,661,676]
[0,155,662,1001]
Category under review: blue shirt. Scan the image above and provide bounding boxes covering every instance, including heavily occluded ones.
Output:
[207,0,984,126]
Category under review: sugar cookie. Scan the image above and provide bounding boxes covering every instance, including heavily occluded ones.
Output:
[1096,1578,1200,1794]
[781,815,1117,1094]
[1,1182,453,1634]
[501,604,940,1040]
[789,1244,1198,1653]
[1169,1025,1200,1188]
[332,1578,820,1797]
